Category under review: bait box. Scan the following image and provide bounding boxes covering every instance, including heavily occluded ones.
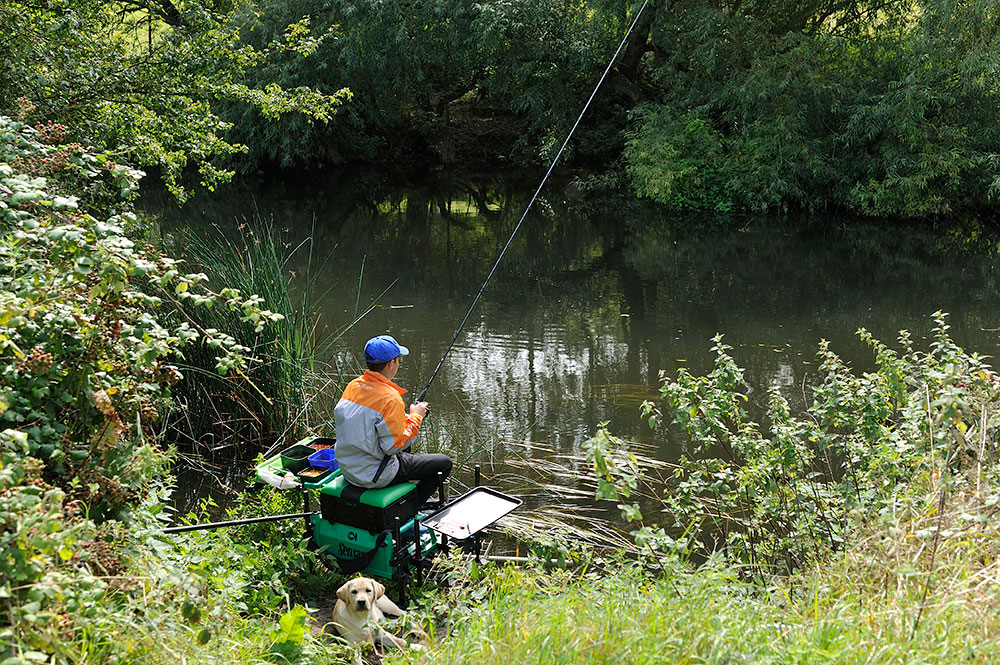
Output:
[307,448,339,471]
[295,466,333,483]
[304,436,336,451]
[279,444,314,473]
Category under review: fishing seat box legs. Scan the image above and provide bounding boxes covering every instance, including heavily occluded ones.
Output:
[319,476,419,532]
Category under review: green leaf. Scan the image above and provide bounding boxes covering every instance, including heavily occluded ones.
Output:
[269,606,308,661]
[181,599,201,624]
[1,657,31,665]
[274,605,307,645]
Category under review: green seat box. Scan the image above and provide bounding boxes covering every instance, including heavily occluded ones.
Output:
[319,475,418,532]
[311,514,437,579]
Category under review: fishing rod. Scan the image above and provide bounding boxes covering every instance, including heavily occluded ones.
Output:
[161,6,655,534]
[415,0,650,404]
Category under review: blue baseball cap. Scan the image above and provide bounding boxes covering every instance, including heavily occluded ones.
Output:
[364,335,409,363]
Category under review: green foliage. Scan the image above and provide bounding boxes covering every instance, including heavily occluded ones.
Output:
[406,503,1000,665]
[0,480,345,664]
[625,106,734,211]
[163,495,322,619]
[0,118,313,663]
[589,313,1000,576]
[0,118,284,513]
[8,0,994,218]
[221,0,616,166]
[0,119,359,665]
[268,605,307,662]
[1,452,118,662]
[1,0,348,201]
[621,0,1000,217]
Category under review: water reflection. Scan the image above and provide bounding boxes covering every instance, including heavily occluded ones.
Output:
[142,170,1000,514]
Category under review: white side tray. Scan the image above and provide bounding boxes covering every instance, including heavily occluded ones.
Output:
[422,487,521,540]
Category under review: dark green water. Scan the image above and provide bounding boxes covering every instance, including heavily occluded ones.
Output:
[143,169,1000,514]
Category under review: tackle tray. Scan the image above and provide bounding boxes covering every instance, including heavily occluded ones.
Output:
[421,487,521,540]
[279,444,314,473]
[254,437,342,490]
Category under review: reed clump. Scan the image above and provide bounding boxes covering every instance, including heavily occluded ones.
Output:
[165,219,347,457]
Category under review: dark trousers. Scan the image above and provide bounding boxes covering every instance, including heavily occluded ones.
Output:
[390,452,453,506]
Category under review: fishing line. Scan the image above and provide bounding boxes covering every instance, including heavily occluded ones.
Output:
[416,0,651,402]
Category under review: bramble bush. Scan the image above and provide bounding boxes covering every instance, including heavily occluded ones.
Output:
[0,116,324,663]
[587,313,1000,578]
[0,115,284,516]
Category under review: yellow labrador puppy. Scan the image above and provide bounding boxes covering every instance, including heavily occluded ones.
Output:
[332,577,417,651]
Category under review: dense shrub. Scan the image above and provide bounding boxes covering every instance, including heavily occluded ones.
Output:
[589,313,1000,577]
[0,117,284,512]
[0,118,332,662]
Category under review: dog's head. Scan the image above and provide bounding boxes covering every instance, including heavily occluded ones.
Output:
[336,577,385,613]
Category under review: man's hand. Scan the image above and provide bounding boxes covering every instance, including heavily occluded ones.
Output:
[410,401,429,418]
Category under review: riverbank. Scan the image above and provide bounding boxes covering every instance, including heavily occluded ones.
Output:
[6,115,1000,665]
[8,474,999,665]
[398,482,1000,664]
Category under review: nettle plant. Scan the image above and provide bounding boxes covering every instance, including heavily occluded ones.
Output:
[587,313,1000,577]
[0,115,283,517]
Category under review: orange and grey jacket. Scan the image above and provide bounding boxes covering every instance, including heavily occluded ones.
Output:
[333,370,424,488]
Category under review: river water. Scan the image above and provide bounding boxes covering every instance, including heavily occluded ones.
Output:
[143,168,1000,523]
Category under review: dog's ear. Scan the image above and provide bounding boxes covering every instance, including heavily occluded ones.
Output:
[336,580,352,603]
[373,581,385,600]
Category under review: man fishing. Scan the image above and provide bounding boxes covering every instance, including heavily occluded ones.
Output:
[334,334,452,506]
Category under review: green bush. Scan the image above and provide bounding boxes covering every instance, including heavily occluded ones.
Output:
[0,117,337,663]
[0,116,286,511]
[588,313,1000,576]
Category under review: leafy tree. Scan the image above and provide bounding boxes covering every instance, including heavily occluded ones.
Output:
[619,0,1000,217]
[221,0,619,167]
[0,0,349,201]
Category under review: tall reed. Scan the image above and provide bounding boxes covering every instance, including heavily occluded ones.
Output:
[166,218,345,457]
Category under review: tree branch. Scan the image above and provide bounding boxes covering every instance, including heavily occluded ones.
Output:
[116,0,185,27]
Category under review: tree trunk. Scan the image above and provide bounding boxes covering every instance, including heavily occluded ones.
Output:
[610,1,664,105]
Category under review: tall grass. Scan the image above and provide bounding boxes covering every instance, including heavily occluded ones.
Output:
[165,218,349,457]
[399,484,1000,665]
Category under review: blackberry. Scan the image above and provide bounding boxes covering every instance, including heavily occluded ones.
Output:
[16,346,54,374]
